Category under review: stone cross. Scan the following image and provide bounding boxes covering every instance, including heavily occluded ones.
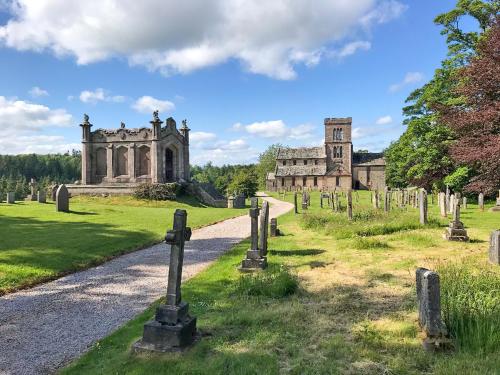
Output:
[293,192,298,214]
[270,218,278,237]
[347,190,353,221]
[444,193,469,241]
[37,190,46,203]
[240,198,267,270]
[56,185,69,212]
[416,268,448,350]
[489,230,500,265]
[29,178,37,196]
[258,201,270,257]
[250,197,260,251]
[419,189,428,225]
[6,192,15,204]
[478,193,484,211]
[134,209,197,352]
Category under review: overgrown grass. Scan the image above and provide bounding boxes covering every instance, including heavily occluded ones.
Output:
[439,262,500,354]
[235,265,298,298]
[0,195,246,294]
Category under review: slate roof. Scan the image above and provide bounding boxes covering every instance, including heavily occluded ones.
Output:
[276,147,325,160]
[352,152,386,166]
[275,165,327,177]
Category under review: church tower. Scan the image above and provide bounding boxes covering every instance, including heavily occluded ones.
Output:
[324,117,352,175]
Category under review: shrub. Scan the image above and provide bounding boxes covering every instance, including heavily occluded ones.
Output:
[235,266,298,298]
[439,262,500,353]
[133,183,179,200]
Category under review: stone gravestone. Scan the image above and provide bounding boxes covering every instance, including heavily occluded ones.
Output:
[134,209,197,352]
[240,198,267,270]
[384,190,391,213]
[462,196,467,210]
[37,190,46,203]
[227,196,235,208]
[489,230,500,265]
[448,194,455,214]
[334,193,340,212]
[301,192,308,211]
[419,189,428,225]
[55,184,69,212]
[26,178,37,201]
[490,190,500,212]
[293,192,298,214]
[445,185,450,210]
[347,190,353,221]
[6,192,15,204]
[444,193,469,241]
[438,192,447,218]
[258,201,270,257]
[51,184,59,201]
[270,218,279,237]
[416,268,449,350]
[478,193,484,211]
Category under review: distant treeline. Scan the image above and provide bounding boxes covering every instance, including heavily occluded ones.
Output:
[0,151,81,199]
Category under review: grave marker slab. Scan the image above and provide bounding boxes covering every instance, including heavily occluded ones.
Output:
[489,230,500,265]
[6,192,15,204]
[56,185,69,212]
[419,189,428,225]
[37,190,46,203]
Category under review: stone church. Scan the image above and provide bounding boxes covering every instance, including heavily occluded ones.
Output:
[73,111,190,194]
[266,117,386,191]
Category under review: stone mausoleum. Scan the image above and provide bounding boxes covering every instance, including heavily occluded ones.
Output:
[70,111,190,195]
[266,117,386,191]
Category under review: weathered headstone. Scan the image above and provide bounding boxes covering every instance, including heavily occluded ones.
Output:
[37,190,46,203]
[301,191,308,211]
[294,192,298,214]
[56,184,69,212]
[51,184,59,201]
[439,192,447,218]
[227,196,235,208]
[240,198,267,270]
[490,190,500,212]
[416,268,449,350]
[444,193,469,241]
[419,189,428,225]
[384,190,391,213]
[134,209,197,352]
[270,218,279,237]
[6,192,15,204]
[445,185,450,210]
[489,230,500,265]
[478,193,484,211]
[258,201,270,257]
[347,190,353,221]
[334,193,339,212]
[462,196,467,210]
[448,194,455,214]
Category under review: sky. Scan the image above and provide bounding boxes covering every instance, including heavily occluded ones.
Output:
[0,0,459,165]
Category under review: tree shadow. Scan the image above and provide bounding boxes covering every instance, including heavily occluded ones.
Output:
[269,249,325,256]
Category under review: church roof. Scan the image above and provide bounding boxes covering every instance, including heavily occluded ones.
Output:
[275,164,327,177]
[276,146,325,160]
[352,152,386,166]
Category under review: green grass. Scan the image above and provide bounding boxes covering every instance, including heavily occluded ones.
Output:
[0,195,246,294]
[51,190,500,374]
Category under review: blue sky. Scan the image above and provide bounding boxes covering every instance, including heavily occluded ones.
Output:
[0,0,459,165]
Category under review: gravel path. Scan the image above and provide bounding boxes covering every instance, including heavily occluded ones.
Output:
[0,194,292,375]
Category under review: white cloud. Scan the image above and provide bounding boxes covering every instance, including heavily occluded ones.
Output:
[288,123,316,140]
[79,88,126,104]
[29,86,49,97]
[389,72,424,92]
[132,96,175,114]
[0,0,406,80]
[190,131,217,144]
[234,120,316,140]
[375,115,392,125]
[352,127,366,140]
[335,41,371,58]
[0,96,74,154]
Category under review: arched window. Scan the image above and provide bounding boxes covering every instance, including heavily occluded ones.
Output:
[333,146,337,158]
[339,146,343,158]
[116,146,128,176]
[95,148,107,176]
[339,128,343,140]
[137,146,151,176]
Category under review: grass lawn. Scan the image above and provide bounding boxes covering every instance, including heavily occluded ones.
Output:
[61,191,499,374]
[0,195,247,295]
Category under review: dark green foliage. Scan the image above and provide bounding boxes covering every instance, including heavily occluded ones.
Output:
[255,143,286,188]
[235,266,298,298]
[227,169,258,197]
[439,262,500,354]
[133,183,180,200]
[190,162,257,195]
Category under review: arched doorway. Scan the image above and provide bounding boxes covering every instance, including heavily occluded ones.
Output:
[165,148,174,182]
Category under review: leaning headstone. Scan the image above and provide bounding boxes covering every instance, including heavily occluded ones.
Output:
[270,218,279,237]
[419,189,428,225]
[51,184,59,201]
[56,184,69,212]
[478,193,484,211]
[134,209,197,352]
[6,192,15,204]
[258,201,270,257]
[293,192,298,214]
[240,198,267,270]
[489,230,500,265]
[37,190,46,203]
[416,268,449,350]
[444,194,469,241]
[347,190,353,221]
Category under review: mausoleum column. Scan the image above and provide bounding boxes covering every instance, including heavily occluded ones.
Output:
[150,111,163,183]
[128,144,136,181]
[106,144,113,180]
[79,114,92,185]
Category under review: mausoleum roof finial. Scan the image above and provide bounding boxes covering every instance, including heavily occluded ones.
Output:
[152,110,160,122]
[83,113,90,125]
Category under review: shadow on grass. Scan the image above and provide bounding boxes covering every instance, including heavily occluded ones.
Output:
[269,249,325,256]
[67,210,99,216]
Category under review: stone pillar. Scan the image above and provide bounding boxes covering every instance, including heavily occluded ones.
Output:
[270,218,278,237]
[258,201,270,257]
[478,193,484,211]
[347,190,353,221]
[128,144,136,181]
[106,144,113,180]
[489,230,500,265]
[134,209,197,352]
[80,114,93,185]
[150,111,163,183]
[416,268,448,350]
[419,189,428,225]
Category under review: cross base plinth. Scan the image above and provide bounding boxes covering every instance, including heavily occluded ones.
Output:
[133,315,198,353]
[443,223,469,242]
[239,249,267,271]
